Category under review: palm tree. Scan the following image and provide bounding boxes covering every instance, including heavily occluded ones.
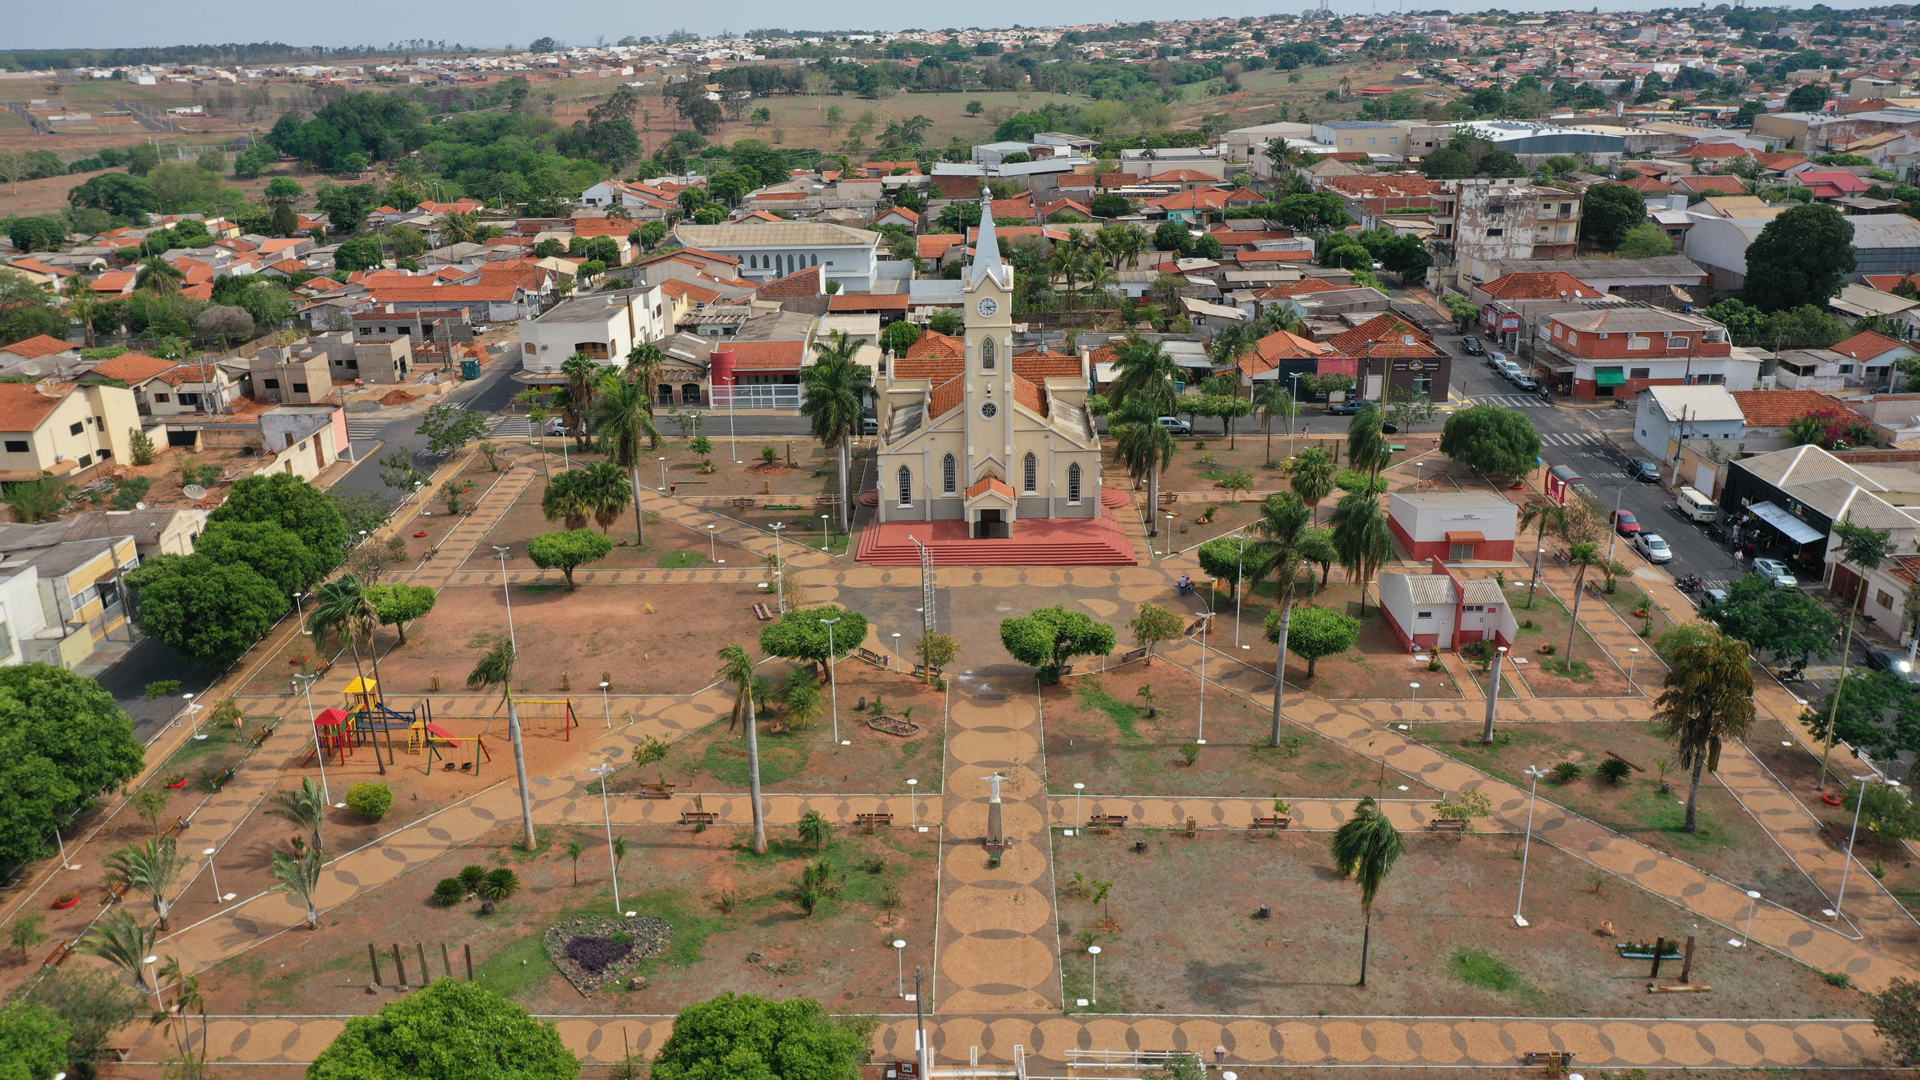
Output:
[468,640,536,849]
[1348,405,1391,480]
[1329,492,1392,615]
[67,290,103,349]
[717,643,768,855]
[1250,382,1294,466]
[1112,408,1174,537]
[1330,795,1404,987]
[157,956,208,1064]
[801,332,873,533]
[1655,627,1756,832]
[1252,492,1312,747]
[541,468,592,530]
[308,576,387,772]
[1289,446,1337,524]
[1561,541,1601,666]
[440,212,480,245]
[561,352,601,449]
[589,376,656,543]
[1819,519,1893,790]
[581,460,634,534]
[1109,335,1179,416]
[266,777,326,855]
[103,836,184,931]
[622,343,668,440]
[136,257,182,294]
[270,848,326,930]
[1517,501,1568,609]
[78,910,158,991]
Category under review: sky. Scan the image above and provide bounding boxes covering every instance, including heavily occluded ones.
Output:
[6,0,1886,51]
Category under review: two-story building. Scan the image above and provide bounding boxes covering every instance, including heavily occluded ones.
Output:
[1632,384,1747,467]
[516,285,669,378]
[1537,305,1733,399]
[1435,179,1583,291]
[672,222,883,293]
[0,381,140,484]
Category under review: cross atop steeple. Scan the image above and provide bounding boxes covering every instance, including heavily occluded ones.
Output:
[970,194,1007,289]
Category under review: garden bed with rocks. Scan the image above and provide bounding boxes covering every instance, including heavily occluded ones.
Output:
[542,914,673,997]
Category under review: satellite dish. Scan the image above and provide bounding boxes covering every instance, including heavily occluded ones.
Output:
[135,502,147,510]
[1401,334,1416,345]
[14,362,39,377]
[182,484,207,500]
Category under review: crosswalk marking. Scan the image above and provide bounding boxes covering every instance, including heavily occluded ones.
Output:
[1468,395,1553,409]
[346,420,385,440]
[1539,432,1610,448]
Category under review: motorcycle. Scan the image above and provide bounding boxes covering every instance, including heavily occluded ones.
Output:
[1776,667,1808,684]
[1674,574,1704,592]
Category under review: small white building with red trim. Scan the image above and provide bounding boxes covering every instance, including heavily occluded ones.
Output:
[1378,558,1520,652]
[1387,492,1517,563]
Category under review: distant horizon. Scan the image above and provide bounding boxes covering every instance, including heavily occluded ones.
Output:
[6,0,1896,53]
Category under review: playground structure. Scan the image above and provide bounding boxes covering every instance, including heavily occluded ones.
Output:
[300,680,578,778]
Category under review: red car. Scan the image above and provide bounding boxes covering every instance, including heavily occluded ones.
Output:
[1610,509,1641,537]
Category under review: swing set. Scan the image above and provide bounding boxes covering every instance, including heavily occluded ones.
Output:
[299,680,576,778]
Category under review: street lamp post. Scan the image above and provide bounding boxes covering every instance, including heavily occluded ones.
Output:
[1408,682,1419,721]
[1514,764,1550,926]
[770,523,788,613]
[495,544,535,851]
[821,618,842,745]
[707,523,723,564]
[906,778,918,829]
[184,693,205,739]
[294,672,330,804]
[659,456,668,491]
[1073,781,1085,829]
[1162,512,1175,558]
[591,762,621,913]
[1197,600,1213,745]
[293,592,310,634]
[600,680,612,729]
[203,847,234,904]
[1738,889,1762,947]
[1233,536,1248,650]
[142,955,161,1009]
[1087,944,1102,1003]
[821,513,831,551]
[1628,647,1640,692]
[893,938,907,997]
[1833,774,1893,922]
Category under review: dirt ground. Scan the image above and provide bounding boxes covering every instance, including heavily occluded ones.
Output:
[1504,584,1635,697]
[354,581,763,698]
[1053,831,1862,1019]
[1409,718,1832,917]
[623,664,946,797]
[1044,668,1441,800]
[193,821,940,1018]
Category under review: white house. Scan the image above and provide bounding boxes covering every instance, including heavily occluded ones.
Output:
[1633,384,1745,463]
[672,222,882,292]
[516,285,668,376]
[1377,560,1520,653]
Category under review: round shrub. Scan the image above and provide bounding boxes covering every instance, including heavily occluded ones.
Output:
[1551,761,1584,784]
[478,868,521,901]
[458,865,487,891]
[432,878,465,907]
[1597,757,1634,784]
[345,782,393,820]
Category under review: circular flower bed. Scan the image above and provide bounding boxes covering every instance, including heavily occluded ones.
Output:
[541,914,672,997]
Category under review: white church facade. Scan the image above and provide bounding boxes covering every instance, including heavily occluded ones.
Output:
[874,201,1103,538]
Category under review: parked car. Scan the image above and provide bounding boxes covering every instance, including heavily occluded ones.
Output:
[1629,459,1662,482]
[1487,350,1509,371]
[1749,558,1798,588]
[1700,586,1730,608]
[1508,369,1538,390]
[1327,398,1370,416]
[1634,533,1672,563]
[1461,337,1486,356]
[1157,416,1192,435]
[1497,359,1526,382]
[1866,649,1920,685]
[861,416,879,435]
[1610,509,1641,536]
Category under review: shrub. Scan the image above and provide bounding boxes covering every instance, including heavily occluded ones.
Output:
[1551,761,1583,784]
[760,445,779,464]
[345,781,393,820]
[458,865,488,891]
[432,878,465,907]
[478,867,521,900]
[563,934,634,973]
[1597,757,1633,784]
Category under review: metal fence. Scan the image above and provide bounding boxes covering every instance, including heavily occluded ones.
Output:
[711,385,801,410]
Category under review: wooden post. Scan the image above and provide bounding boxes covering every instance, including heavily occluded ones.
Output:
[367,943,382,986]
[464,943,474,981]
[417,942,430,985]
[1649,936,1665,979]
[392,943,406,988]
[1679,935,1695,984]
[441,942,452,979]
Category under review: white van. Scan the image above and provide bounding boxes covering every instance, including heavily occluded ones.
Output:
[1676,486,1720,523]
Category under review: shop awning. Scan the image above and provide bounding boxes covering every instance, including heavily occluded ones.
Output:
[1445,531,1487,543]
[1747,500,1823,545]
[1593,367,1627,387]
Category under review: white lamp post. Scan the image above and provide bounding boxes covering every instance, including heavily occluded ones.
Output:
[1736,889,1762,947]
[1232,535,1249,650]
[821,513,831,551]
[203,847,234,903]
[1832,774,1892,922]
[1514,764,1550,926]
[294,672,330,804]
[893,938,907,997]
[591,762,621,913]
[1162,512,1175,557]
[707,523,723,564]
[821,617,842,745]
[1196,603,1213,745]
[54,825,77,871]
[293,592,310,633]
[142,955,161,1008]
[184,693,205,739]
[770,523,788,613]
[659,456,668,490]
[906,778,918,829]
[1628,647,1640,692]
[599,680,612,729]
[1087,944,1102,1003]
[1407,682,1419,724]
[1073,781,1085,829]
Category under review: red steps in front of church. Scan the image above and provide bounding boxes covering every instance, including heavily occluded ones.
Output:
[855,496,1139,567]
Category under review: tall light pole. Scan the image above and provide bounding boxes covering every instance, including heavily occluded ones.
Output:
[591,761,621,913]
[184,693,205,740]
[1737,889,1762,947]
[770,523,787,613]
[1627,647,1640,693]
[821,617,842,745]
[906,777,918,829]
[1232,535,1249,650]
[142,955,161,1009]
[1514,764,1550,926]
[1832,774,1893,923]
[294,672,330,803]
[1287,371,1302,460]
[1087,944,1102,1003]
[293,592,310,633]
[707,523,723,564]
[1073,781,1085,829]
[600,680,612,729]
[1162,512,1175,557]
[495,544,535,851]
[658,456,668,491]
[1407,682,1419,722]
[1481,646,1507,745]
[893,938,907,997]
[203,847,234,903]
[1196,600,1213,745]
[820,513,831,551]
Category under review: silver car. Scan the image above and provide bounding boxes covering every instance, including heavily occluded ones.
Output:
[1635,533,1672,563]
[1750,558,1798,588]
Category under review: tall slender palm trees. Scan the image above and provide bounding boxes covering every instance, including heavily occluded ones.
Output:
[1113,410,1175,537]
[103,836,184,931]
[560,352,601,449]
[1109,335,1179,416]
[1562,541,1601,666]
[1250,382,1294,466]
[1329,492,1392,615]
[1330,795,1404,987]
[1348,405,1392,480]
[717,644,768,855]
[78,910,158,991]
[1517,501,1568,609]
[467,640,536,849]
[1252,492,1312,747]
[270,848,325,929]
[1820,520,1892,790]
[1655,627,1756,832]
[266,777,326,856]
[307,576,388,773]
[591,375,659,544]
[801,332,872,534]
[1289,447,1336,524]
[581,460,635,534]
[623,342,667,440]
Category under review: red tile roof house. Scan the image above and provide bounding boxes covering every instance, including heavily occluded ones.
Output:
[0,334,79,370]
[1326,312,1452,404]
[1791,169,1874,200]
[1377,554,1520,652]
[1829,330,1919,386]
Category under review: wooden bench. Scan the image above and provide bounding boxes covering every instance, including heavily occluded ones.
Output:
[89,1048,130,1064]
[1522,1051,1574,1071]
[1428,819,1468,832]
[813,496,840,507]
[911,664,943,680]
[1115,647,1150,667]
[1821,820,1848,846]
[161,815,188,839]
[105,881,129,903]
[41,941,73,969]
[858,647,888,668]
[680,811,719,826]
[727,497,757,510]
[1250,816,1291,830]
[1158,493,1180,505]
[634,783,675,800]
[1088,814,1128,829]
[856,812,893,832]
[751,603,774,621]
[249,718,281,747]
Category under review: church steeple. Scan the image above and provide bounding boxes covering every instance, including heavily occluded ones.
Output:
[970,195,1008,289]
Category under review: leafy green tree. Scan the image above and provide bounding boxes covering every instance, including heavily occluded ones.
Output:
[1655,626,1755,832]
[1330,795,1403,987]
[334,236,385,271]
[1127,603,1186,664]
[416,401,489,458]
[1440,404,1542,478]
[1000,606,1116,684]
[1289,446,1337,524]
[1873,977,1920,1065]
[209,472,348,562]
[1615,222,1676,258]
[1786,82,1831,112]
[1579,182,1647,248]
[192,519,323,596]
[759,605,868,672]
[0,1000,68,1080]
[1271,604,1360,677]
[1804,669,1920,764]
[1197,535,1277,599]
[17,967,141,1075]
[309,979,578,1080]
[1843,780,1920,843]
[364,584,437,645]
[651,992,865,1080]
[126,554,289,666]
[526,529,613,588]
[1699,573,1841,670]
[1743,203,1856,312]
[1422,147,1473,179]
[0,664,142,875]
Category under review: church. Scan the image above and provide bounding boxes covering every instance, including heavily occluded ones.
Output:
[869,199,1110,547]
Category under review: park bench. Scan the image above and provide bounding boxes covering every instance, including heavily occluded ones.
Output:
[161,815,188,839]
[814,496,840,507]
[1523,1051,1574,1072]
[1159,493,1179,505]
[751,603,774,621]
[1428,819,1468,832]
[249,718,281,747]
[1821,820,1848,846]
[89,1048,130,1064]
[105,881,130,903]
[634,783,675,800]
[1115,647,1150,667]
[856,812,893,833]
[1088,814,1128,829]
[911,663,943,680]
[857,647,888,668]
[680,811,718,826]
[40,941,73,969]
[1250,816,1290,830]
[727,497,757,510]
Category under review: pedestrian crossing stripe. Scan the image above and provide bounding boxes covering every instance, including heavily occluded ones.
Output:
[1468,395,1552,409]
[1538,432,1609,448]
